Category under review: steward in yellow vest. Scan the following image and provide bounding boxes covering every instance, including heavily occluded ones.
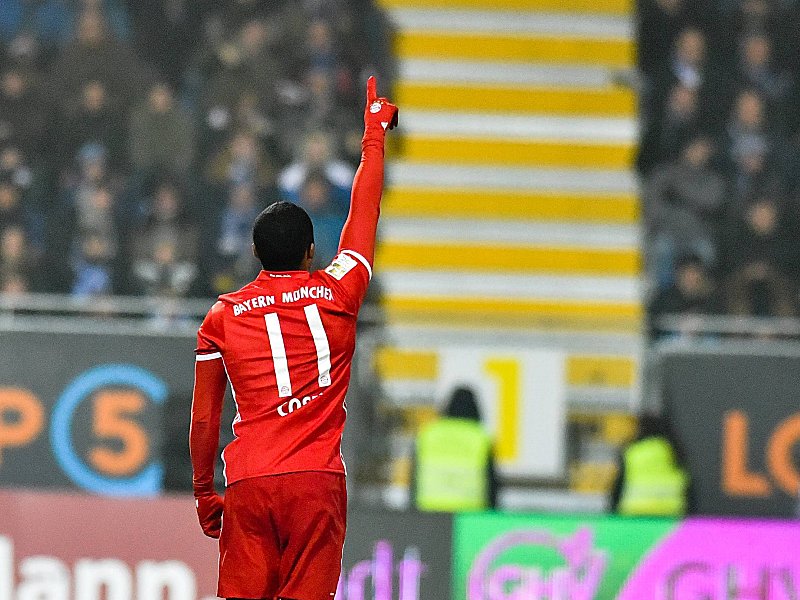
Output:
[618,436,688,516]
[413,387,497,512]
[611,414,690,517]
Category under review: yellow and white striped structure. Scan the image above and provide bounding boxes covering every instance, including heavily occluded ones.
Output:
[375,0,641,408]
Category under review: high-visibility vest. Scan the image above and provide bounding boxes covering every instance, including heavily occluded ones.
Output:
[618,436,688,517]
[416,418,492,512]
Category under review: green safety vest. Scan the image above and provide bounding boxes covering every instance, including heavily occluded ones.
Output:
[618,436,688,517]
[416,418,492,512]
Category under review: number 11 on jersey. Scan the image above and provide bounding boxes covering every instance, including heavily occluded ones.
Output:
[264,304,332,398]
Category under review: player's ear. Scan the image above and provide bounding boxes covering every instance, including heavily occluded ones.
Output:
[307,243,315,261]
[252,243,259,260]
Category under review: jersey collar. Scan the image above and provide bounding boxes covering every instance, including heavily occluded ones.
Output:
[256,270,310,282]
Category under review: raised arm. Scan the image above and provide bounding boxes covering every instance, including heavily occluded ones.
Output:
[338,76,398,266]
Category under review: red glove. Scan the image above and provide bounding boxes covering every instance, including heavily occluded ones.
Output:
[195,493,224,539]
[364,76,398,133]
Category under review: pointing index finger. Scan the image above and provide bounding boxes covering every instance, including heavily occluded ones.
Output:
[366,76,377,103]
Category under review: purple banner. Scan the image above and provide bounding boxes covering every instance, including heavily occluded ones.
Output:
[618,518,800,600]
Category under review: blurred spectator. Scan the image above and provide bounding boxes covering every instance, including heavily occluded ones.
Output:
[296,170,347,268]
[197,18,282,156]
[130,180,198,278]
[664,28,707,92]
[0,182,40,245]
[71,232,114,297]
[73,185,119,255]
[200,88,284,172]
[722,193,796,316]
[0,146,34,191]
[725,89,788,199]
[210,183,261,294]
[649,254,719,337]
[0,67,46,155]
[638,82,700,172]
[129,82,195,179]
[637,0,694,79]
[61,143,115,209]
[59,80,124,171]
[1,271,28,294]
[206,130,278,192]
[0,225,35,291]
[133,239,197,297]
[127,0,203,87]
[49,9,153,112]
[279,130,353,208]
[737,33,792,109]
[0,0,130,47]
[644,136,727,287]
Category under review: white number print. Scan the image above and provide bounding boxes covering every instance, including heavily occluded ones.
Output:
[264,304,332,398]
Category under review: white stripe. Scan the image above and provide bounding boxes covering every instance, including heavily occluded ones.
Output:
[381,218,640,248]
[195,352,222,362]
[401,59,614,87]
[380,271,642,302]
[219,355,238,487]
[265,313,292,398]
[401,110,637,142]
[389,9,632,37]
[387,161,638,193]
[341,249,373,280]
[304,304,332,388]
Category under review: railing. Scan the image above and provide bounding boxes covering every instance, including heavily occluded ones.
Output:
[0,292,382,334]
[654,313,800,340]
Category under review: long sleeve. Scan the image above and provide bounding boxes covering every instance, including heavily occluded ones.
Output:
[337,125,386,266]
[189,357,227,497]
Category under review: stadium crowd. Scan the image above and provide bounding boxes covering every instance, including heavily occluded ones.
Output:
[638,0,800,331]
[0,0,393,300]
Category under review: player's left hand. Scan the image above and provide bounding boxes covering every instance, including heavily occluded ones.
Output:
[195,493,224,538]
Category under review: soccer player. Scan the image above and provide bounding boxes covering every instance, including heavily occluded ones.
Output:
[189,76,398,600]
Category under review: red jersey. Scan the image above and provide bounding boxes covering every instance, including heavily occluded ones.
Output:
[190,91,388,496]
[195,252,370,483]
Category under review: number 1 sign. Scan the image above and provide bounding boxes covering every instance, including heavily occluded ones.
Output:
[436,348,567,479]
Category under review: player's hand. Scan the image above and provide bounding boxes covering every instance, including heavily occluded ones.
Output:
[364,76,398,132]
[195,493,224,538]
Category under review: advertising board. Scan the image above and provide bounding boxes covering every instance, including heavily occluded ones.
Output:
[0,489,450,600]
[0,329,198,495]
[0,489,219,600]
[339,508,452,600]
[454,513,672,600]
[618,518,800,599]
[455,513,800,600]
[661,349,800,516]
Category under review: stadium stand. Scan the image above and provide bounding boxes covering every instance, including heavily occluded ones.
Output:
[639,0,800,332]
[374,0,642,409]
[0,0,394,300]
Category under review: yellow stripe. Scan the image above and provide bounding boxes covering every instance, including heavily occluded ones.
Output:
[375,348,439,380]
[397,136,633,169]
[382,296,642,332]
[377,241,640,275]
[396,31,634,67]
[376,348,638,387]
[383,188,639,223]
[566,356,636,387]
[396,82,636,117]
[378,0,632,15]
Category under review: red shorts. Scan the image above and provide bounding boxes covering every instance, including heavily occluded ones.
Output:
[218,471,347,600]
